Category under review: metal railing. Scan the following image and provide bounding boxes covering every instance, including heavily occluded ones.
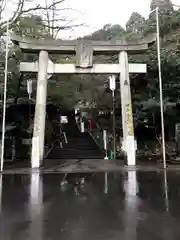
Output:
[89,127,105,151]
[63,132,68,144]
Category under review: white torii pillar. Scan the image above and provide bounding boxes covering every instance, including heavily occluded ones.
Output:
[31,51,48,168]
[119,51,137,166]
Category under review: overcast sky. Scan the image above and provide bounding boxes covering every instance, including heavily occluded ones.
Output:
[3,0,180,38]
[59,0,180,38]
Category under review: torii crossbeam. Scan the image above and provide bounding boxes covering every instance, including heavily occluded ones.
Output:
[12,35,155,169]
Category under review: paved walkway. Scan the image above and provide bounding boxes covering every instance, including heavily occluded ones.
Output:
[1,171,180,239]
[2,159,180,174]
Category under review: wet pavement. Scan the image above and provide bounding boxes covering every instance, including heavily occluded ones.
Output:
[1,171,180,239]
[4,159,180,174]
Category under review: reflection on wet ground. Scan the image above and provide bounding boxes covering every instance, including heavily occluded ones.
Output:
[1,171,180,239]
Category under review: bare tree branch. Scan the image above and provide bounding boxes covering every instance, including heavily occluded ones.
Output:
[0,0,84,38]
[43,22,84,30]
[0,0,25,27]
[21,0,66,14]
[0,0,6,20]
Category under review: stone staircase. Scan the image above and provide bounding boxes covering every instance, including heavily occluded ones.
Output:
[47,119,105,160]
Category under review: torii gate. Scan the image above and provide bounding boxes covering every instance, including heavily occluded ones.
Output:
[12,35,155,169]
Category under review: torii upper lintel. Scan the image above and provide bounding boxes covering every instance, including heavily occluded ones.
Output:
[11,34,156,55]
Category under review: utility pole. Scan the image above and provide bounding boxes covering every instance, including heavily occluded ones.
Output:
[0,11,9,172]
[109,75,116,159]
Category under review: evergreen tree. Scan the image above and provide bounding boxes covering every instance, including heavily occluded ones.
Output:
[150,0,173,13]
[126,12,145,34]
